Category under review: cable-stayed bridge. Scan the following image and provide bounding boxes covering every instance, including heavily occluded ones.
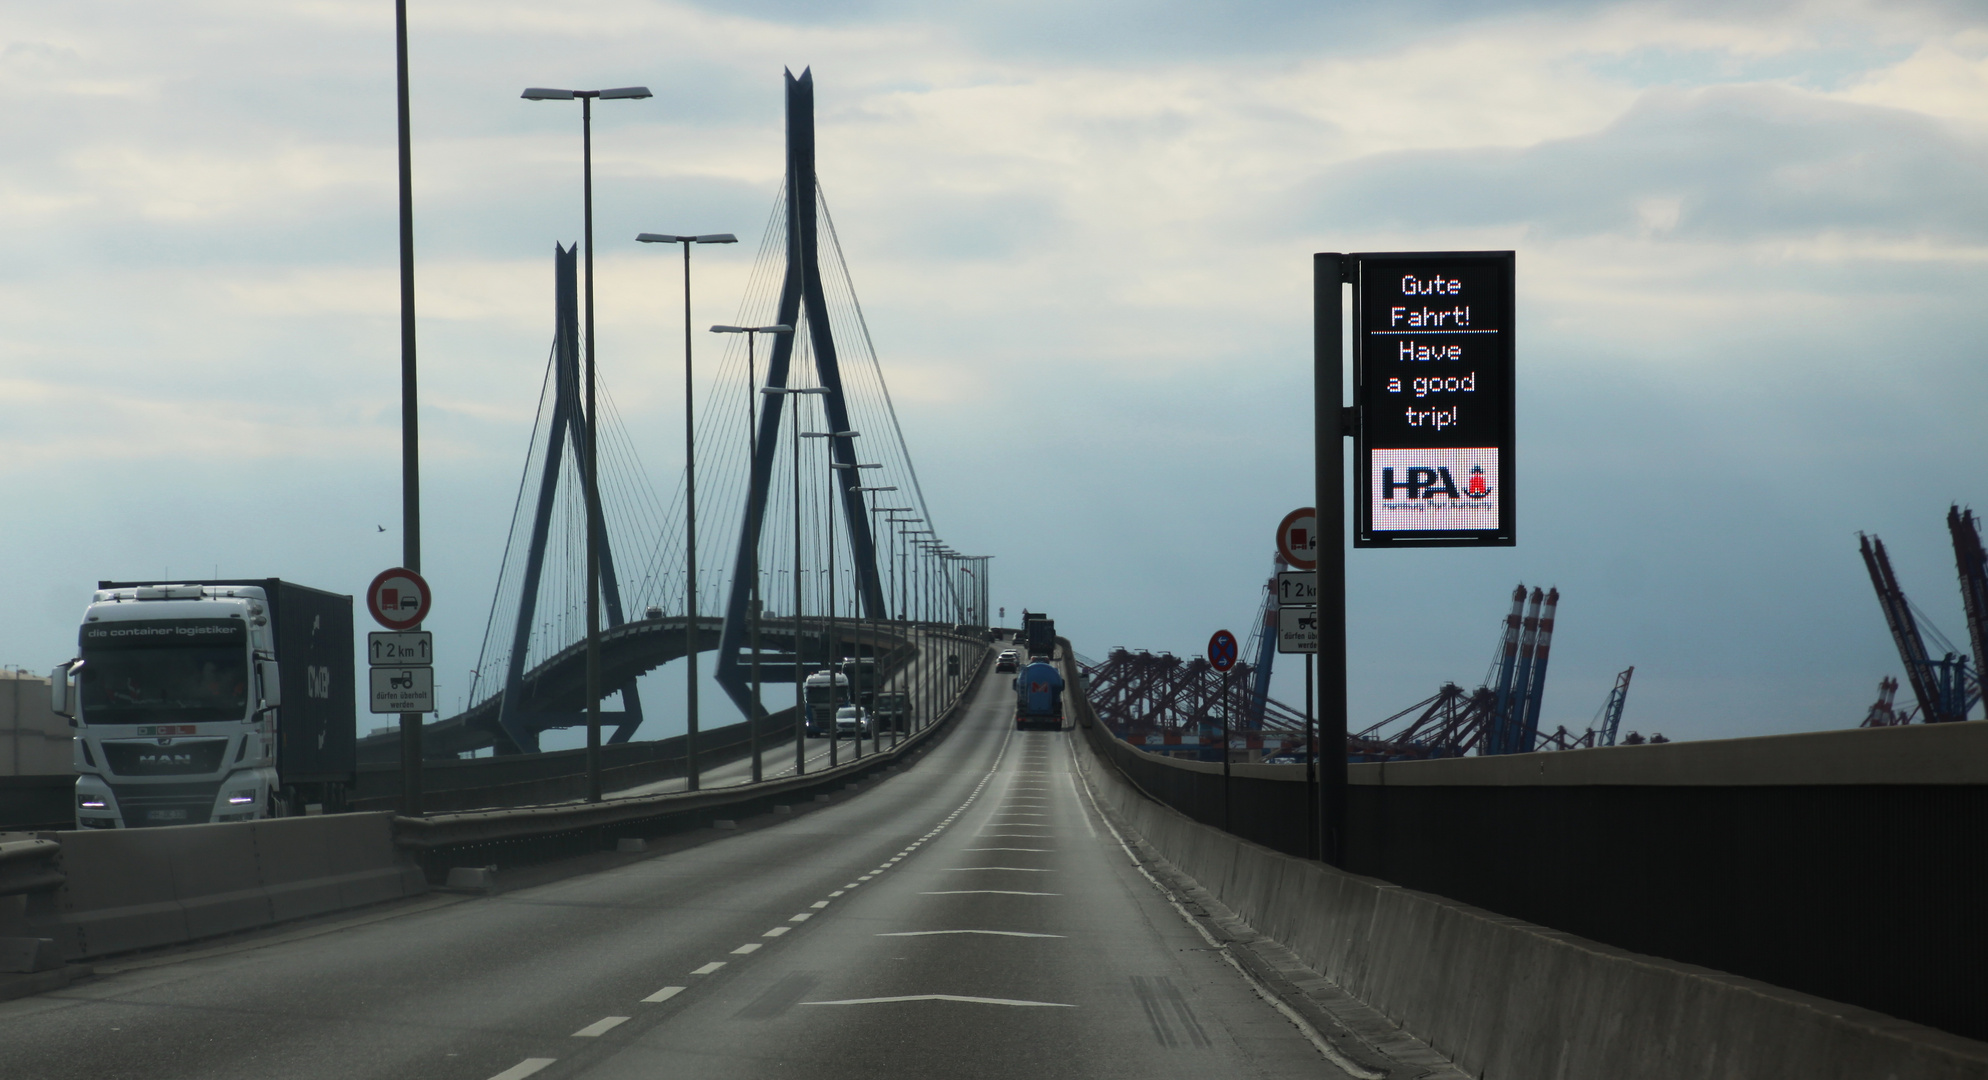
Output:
[359,68,989,760]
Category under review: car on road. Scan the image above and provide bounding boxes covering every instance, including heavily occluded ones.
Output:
[995,650,1018,672]
[834,705,873,739]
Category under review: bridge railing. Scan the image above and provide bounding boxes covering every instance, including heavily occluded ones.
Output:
[390,631,991,876]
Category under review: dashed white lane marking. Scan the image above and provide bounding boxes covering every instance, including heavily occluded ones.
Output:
[877,930,1065,938]
[802,994,1073,1008]
[643,986,686,1003]
[963,847,1052,852]
[920,890,1061,896]
[487,1059,556,1080]
[947,866,1054,872]
[789,913,814,922]
[763,927,791,937]
[811,900,831,909]
[572,1016,629,1037]
[829,890,846,897]
[992,812,1048,816]
[978,833,1055,838]
[732,943,763,955]
[691,961,726,975]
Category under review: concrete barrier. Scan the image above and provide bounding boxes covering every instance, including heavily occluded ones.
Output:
[29,812,425,960]
[1069,697,1988,1079]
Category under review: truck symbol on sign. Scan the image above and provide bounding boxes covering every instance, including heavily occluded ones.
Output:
[389,671,413,690]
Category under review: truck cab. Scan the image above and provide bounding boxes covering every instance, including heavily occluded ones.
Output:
[51,580,354,828]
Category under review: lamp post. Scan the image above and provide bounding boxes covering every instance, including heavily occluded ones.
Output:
[871,506,913,745]
[761,385,829,774]
[521,84,651,801]
[916,538,944,725]
[801,429,858,763]
[394,0,423,817]
[714,324,792,782]
[848,481,896,751]
[896,524,932,726]
[634,232,737,792]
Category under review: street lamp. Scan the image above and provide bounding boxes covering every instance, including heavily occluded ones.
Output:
[762,385,829,775]
[884,516,923,728]
[846,481,894,751]
[714,324,792,782]
[802,429,859,764]
[521,83,651,801]
[635,232,738,793]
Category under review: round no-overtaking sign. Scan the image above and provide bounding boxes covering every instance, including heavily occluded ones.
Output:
[367,567,431,631]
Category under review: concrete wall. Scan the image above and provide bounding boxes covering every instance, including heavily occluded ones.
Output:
[1071,711,1988,1079]
[10,812,425,960]
[0,670,71,777]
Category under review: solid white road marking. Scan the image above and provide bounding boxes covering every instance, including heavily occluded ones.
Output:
[642,986,685,1003]
[920,890,1060,896]
[692,961,726,975]
[790,913,814,922]
[572,1016,630,1037]
[763,927,791,937]
[978,833,1055,838]
[802,994,1074,1007]
[487,1059,556,1080]
[947,866,1054,872]
[877,930,1065,938]
[1066,735,1386,1079]
[732,943,763,955]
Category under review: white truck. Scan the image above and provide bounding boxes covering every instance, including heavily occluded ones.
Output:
[50,579,356,828]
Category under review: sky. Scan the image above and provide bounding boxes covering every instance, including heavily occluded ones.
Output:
[3,0,1985,749]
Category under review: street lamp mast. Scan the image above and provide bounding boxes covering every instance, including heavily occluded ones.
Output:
[521,84,650,801]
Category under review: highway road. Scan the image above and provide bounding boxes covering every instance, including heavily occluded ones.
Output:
[0,663,1352,1079]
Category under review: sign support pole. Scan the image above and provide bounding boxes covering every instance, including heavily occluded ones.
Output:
[1305,652,1317,861]
[394,0,423,819]
[1314,252,1350,867]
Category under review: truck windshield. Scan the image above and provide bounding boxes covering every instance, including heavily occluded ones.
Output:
[79,618,250,724]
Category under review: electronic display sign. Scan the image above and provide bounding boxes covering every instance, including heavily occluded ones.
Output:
[1352,251,1514,547]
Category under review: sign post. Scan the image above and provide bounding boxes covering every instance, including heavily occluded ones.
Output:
[1207,629,1238,831]
[1273,544,1321,860]
[368,568,432,811]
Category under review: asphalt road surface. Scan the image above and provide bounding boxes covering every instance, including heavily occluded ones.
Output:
[0,666,1354,1079]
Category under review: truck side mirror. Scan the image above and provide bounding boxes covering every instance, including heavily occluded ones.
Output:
[49,661,74,718]
[258,659,282,710]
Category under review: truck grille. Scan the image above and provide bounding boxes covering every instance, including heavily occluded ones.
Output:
[102,739,228,777]
[109,781,223,827]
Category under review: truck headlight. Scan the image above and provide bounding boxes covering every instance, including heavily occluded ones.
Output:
[78,795,107,810]
[227,792,256,805]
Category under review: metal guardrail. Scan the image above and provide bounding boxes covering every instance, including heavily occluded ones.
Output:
[392,635,992,861]
[0,838,64,896]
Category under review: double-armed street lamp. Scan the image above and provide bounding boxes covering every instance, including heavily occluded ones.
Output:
[635,232,737,792]
[714,324,792,782]
[521,84,651,799]
[761,385,829,774]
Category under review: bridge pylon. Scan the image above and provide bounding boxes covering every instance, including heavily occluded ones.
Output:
[716,68,890,721]
[491,243,646,753]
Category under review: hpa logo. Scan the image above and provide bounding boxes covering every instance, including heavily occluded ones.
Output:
[1380,464,1492,500]
[306,665,332,700]
[1371,449,1500,530]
